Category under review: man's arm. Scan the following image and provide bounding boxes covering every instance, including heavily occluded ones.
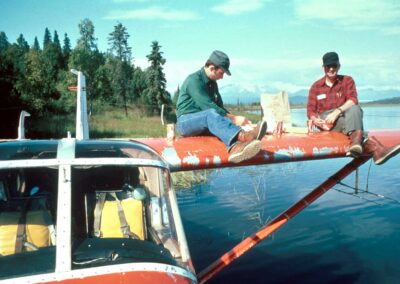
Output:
[186,81,227,116]
[324,100,355,125]
[307,85,318,120]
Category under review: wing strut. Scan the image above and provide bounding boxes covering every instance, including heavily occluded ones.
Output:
[197,155,371,283]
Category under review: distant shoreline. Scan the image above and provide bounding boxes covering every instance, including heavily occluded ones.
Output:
[289,103,400,109]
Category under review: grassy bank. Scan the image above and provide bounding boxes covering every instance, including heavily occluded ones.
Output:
[89,108,166,138]
[27,107,167,139]
[27,105,265,139]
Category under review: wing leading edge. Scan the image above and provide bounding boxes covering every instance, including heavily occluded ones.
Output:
[135,129,400,172]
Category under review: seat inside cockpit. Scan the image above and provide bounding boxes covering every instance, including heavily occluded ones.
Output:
[70,165,182,268]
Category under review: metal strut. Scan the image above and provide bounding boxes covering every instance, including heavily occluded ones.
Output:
[197,155,371,283]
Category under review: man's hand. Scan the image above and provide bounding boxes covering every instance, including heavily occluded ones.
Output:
[325,109,341,125]
[313,118,333,131]
[227,114,252,126]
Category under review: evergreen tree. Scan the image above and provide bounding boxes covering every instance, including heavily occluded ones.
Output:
[43,28,52,49]
[107,22,133,115]
[51,30,63,69]
[43,41,63,77]
[53,30,62,52]
[142,41,171,115]
[16,34,29,53]
[0,31,10,52]
[77,18,97,52]
[62,33,71,58]
[62,33,71,68]
[69,19,104,111]
[32,37,40,51]
[131,66,147,102]
[108,22,132,62]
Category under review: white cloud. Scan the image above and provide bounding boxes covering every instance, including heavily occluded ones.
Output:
[211,0,269,15]
[293,0,400,33]
[104,6,200,21]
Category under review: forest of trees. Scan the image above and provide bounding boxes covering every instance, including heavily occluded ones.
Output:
[0,18,173,128]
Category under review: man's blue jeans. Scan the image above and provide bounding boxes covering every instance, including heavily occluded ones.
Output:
[176,109,241,149]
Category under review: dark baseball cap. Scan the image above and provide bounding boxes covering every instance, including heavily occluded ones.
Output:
[322,52,340,66]
[209,50,231,75]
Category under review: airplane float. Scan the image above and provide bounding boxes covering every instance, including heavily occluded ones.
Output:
[0,71,399,283]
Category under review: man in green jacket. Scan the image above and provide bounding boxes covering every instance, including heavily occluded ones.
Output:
[176,50,267,163]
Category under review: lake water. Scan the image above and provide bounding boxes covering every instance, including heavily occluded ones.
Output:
[176,106,400,284]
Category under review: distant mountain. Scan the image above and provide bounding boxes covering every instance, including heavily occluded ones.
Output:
[364,97,400,105]
[219,84,400,105]
[357,88,400,103]
[288,89,308,105]
[219,84,276,104]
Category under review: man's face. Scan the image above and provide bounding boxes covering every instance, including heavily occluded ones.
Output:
[209,66,225,81]
[324,64,340,79]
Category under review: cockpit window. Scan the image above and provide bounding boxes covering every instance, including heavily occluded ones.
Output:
[70,165,190,270]
[0,167,58,279]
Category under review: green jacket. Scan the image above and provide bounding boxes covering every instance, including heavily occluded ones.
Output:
[176,68,228,118]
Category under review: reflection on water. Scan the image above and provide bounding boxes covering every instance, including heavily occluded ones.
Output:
[177,107,400,284]
[291,106,400,130]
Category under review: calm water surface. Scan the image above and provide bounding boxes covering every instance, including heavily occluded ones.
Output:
[176,106,400,284]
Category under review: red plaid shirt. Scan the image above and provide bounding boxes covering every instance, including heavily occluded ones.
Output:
[307,75,358,119]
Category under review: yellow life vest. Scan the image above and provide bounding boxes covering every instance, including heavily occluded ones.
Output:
[93,192,144,240]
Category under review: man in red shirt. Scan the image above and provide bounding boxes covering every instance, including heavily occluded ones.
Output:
[307,52,400,165]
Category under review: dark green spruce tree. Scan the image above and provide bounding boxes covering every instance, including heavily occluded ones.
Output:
[16,34,29,52]
[142,41,171,115]
[43,27,52,49]
[107,22,133,116]
[62,33,71,68]
[53,31,62,53]
[32,37,40,51]
[0,31,10,52]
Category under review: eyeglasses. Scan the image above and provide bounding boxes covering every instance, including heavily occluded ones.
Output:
[325,64,338,69]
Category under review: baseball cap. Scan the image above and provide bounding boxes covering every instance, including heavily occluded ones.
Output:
[208,50,231,75]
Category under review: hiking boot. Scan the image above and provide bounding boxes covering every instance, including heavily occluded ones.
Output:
[363,136,400,165]
[346,130,363,157]
[228,140,262,164]
[237,121,267,143]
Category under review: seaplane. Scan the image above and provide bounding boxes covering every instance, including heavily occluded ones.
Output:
[0,70,399,284]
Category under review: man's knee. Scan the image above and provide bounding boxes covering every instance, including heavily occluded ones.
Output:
[347,105,362,116]
[205,108,219,116]
[205,108,223,121]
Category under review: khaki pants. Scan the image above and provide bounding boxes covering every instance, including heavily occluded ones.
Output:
[320,105,364,135]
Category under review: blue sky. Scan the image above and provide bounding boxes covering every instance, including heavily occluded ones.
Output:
[1,0,399,94]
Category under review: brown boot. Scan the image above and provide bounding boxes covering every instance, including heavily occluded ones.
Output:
[347,130,363,157]
[228,140,262,163]
[237,121,267,143]
[363,136,400,165]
